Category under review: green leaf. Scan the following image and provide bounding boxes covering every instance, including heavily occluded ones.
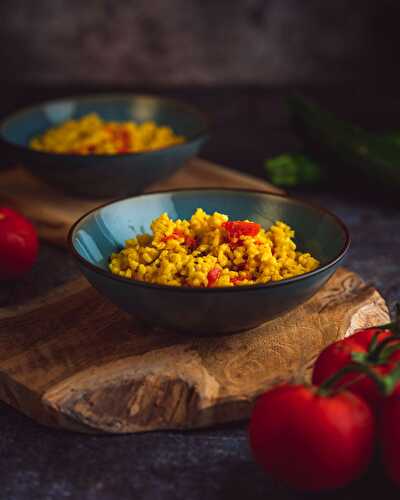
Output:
[264,153,321,187]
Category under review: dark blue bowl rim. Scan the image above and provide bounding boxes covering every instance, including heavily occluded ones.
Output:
[0,93,209,159]
[68,188,351,293]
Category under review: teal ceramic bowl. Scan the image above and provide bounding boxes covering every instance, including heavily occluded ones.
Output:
[0,94,208,197]
[69,189,350,335]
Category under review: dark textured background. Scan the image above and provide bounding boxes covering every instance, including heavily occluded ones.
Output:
[1,0,400,85]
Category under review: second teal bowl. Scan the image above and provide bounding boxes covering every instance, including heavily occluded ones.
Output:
[69,189,350,335]
[0,94,208,197]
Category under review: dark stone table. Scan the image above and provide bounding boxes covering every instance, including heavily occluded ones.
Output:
[1,85,399,499]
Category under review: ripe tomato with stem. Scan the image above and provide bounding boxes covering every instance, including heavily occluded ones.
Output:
[312,313,400,412]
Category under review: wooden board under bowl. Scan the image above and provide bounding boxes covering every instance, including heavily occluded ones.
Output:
[0,268,388,434]
[0,157,386,434]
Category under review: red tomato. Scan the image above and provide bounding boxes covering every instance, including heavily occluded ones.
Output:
[114,129,131,153]
[249,384,375,491]
[162,230,186,243]
[183,235,197,248]
[312,328,399,411]
[162,230,197,249]
[380,387,400,486]
[207,268,221,287]
[231,274,249,284]
[223,221,261,240]
[0,207,38,280]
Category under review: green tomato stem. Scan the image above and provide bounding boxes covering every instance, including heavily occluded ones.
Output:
[316,362,388,397]
[317,305,400,397]
[368,336,400,363]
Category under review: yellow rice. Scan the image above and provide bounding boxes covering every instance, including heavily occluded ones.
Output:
[109,209,320,287]
[29,113,184,155]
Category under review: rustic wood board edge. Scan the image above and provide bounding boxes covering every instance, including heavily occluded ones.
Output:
[0,269,389,434]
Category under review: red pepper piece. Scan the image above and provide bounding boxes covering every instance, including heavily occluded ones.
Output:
[162,230,197,249]
[207,268,221,287]
[223,221,261,240]
[231,274,249,285]
[161,229,184,242]
[229,239,245,250]
[184,235,197,248]
[115,129,131,153]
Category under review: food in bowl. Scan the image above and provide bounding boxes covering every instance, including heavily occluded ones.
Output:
[29,113,185,155]
[109,208,320,287]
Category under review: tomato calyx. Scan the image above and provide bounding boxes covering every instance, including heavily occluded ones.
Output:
[316,315,400,398]
[317,357,400,398]
[316,308,400,398]
[311,305,400,412]
[349,305,400,367]
[351,334,400,366]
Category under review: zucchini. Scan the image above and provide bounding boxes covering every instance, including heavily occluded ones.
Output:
[288,95,400,190]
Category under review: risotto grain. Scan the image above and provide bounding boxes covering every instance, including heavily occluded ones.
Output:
[30,113,184,155]
[109,209,319,287]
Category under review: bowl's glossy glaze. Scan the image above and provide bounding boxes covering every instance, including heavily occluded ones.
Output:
[69,189,350,335]
[0,94,208,197]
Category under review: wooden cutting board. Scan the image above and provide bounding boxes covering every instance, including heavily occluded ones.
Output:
[0,268,389,434]
[0,157,388,434]
[0,158,282,247]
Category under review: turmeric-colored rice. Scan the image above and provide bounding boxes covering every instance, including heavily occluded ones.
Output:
[29,113,185,155]
[109,209,320,287]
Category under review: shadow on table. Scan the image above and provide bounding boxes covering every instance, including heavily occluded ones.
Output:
[217,461,400,500]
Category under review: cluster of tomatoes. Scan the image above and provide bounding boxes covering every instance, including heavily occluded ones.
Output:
[249,321,400,491]
[0,207,38,280]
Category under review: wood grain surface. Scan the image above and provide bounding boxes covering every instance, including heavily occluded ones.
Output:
[0,157,387,434]
[0,268,389,434]
[0,158,282,246]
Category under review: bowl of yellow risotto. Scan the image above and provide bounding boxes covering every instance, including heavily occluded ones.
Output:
[0,94,208,197]
[69,188,350,335]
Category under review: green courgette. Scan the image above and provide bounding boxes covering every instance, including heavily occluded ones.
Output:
[288,95,400,190]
